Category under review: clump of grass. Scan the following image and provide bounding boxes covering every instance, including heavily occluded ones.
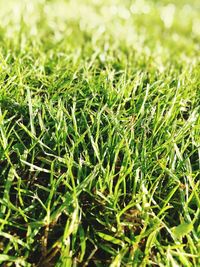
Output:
[0,0,199,266]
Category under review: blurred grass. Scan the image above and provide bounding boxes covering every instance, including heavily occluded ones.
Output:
[0,0,199,266]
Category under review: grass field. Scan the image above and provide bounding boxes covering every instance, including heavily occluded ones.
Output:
[0,0,200,266]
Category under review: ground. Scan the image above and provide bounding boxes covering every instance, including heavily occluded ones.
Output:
[0,0,199,266]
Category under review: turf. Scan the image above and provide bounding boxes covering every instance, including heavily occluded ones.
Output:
[0,0,200,266]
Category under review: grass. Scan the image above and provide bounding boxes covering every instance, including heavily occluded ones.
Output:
[0,0,200,266]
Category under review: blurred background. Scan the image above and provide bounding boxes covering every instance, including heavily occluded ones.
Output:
[0,0,199,52]
[0,0,199,85]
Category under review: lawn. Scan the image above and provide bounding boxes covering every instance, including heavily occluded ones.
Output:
[0,0,199,266]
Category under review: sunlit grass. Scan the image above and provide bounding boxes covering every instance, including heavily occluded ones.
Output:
[0,0,199,266]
